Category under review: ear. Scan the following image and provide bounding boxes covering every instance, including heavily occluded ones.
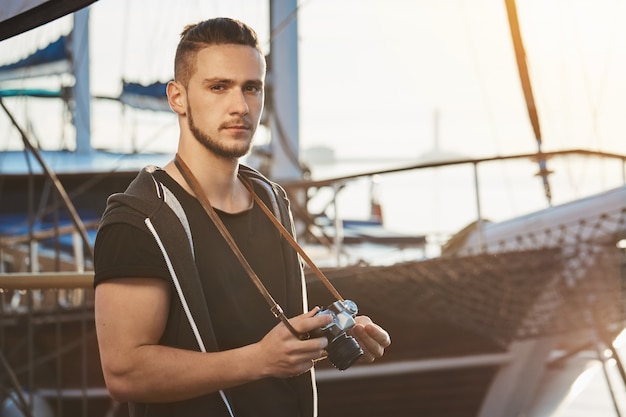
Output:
[167,81,186,115]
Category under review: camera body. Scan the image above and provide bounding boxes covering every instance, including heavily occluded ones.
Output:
[310,300,363,370]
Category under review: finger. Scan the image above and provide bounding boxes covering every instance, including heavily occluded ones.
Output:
[301,306,321,318]
[294,344,328,375]
[293,359,315,377]
[313,352,328,364]
[291,312,333,335]
[295,334,329,353]
[364,323,391,347]
[355,315,373,326]
[281,307,323,337]
[351,325,386,362]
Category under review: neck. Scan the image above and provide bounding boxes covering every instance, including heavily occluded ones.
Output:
[165,150,250,213]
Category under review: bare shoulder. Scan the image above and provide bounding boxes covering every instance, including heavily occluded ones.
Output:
[95,279,170,323]
[95,278,171,346]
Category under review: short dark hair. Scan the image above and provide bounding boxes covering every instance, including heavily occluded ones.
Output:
[174,17,263,87]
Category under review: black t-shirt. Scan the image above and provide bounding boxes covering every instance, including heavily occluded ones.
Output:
[94,170,304,416]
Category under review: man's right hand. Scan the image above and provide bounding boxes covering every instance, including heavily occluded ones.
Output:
[256,307,332,378]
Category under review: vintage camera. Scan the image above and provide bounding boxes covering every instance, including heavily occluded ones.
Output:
[310,300,363,370]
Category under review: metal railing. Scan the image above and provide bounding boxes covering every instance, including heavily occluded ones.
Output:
[0,271,115,417]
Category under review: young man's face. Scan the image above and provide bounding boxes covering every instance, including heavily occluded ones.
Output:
[184,44,266,159]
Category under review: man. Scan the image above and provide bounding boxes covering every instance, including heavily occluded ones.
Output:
[94,17,390,417]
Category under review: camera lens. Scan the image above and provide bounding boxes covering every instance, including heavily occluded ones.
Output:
[327,333,364,370]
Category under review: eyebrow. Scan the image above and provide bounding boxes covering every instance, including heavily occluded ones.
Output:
[202,77,233,86]
[202,78,263,87]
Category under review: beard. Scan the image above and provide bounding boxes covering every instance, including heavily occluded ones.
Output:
[188,105,254,159]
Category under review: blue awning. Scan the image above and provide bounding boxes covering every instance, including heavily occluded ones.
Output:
[119,80,171,112]
[0,35,71,81]
[0,35,68,70]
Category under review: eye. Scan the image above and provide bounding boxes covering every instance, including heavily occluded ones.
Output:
[244,84,262,94]
[210,84,226,91]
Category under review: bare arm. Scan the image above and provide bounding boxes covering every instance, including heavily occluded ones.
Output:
[95,277,331,403]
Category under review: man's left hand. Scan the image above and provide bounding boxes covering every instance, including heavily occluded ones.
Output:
[349,316,391,363]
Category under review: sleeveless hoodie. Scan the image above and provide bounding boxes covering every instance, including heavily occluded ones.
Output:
[97,165,316,417]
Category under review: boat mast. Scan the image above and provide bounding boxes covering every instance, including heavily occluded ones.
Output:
[72,7,91,154]
[269,0,301,181]
[504,0,552,206]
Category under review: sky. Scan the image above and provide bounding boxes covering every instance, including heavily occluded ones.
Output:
[2,0,625,157]
[1,0,625,233]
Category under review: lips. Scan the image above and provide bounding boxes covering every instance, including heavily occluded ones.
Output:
[221,120,251,131]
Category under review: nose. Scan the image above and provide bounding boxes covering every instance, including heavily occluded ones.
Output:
[229,88,249,116]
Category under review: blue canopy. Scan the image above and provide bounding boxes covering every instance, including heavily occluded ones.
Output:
[119,80,171,112]
[0,35,68,71]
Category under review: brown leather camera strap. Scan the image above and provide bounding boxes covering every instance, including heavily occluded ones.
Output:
[173,154,343,339]
[239,176,345,302]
